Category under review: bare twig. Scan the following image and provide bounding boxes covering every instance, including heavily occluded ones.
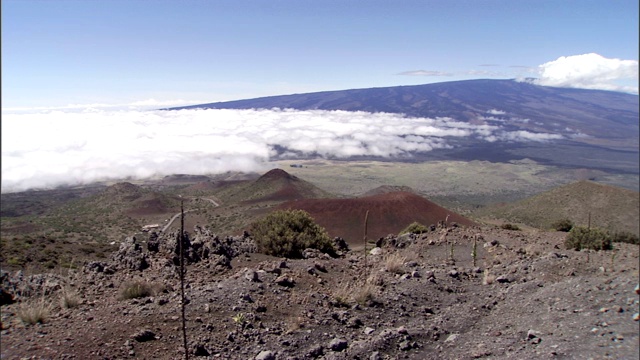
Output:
[363,210,369,269]
[179,199,189,360]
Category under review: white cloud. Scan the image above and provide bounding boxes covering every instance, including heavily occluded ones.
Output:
[487,109,506,115]
[530,53,639,94]
[1,108,563,193]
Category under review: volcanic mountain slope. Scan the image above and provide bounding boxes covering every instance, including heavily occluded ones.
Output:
[215,168,334,204]
[473,180,640,235]
[278,191,477,245]
[170,79,639,151]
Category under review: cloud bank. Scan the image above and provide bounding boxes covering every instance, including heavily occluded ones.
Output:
[1,108,563,193]
[531,53,639,94]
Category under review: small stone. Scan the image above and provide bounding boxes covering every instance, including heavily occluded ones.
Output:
[599,307,610,313]
[635,284,639,295]
[398,340,412,351]
[449,270,459,278]
[369,247,383,256]
[132,329,156,342]
[633,313,639,321]
[314,262,327,272]
[411,270,421,278]
[527,330,541,339]
[255,350,275,360]
[274,275,295,287]
[495,275,510,283]
[370,351,382,360]
[244,269,259,282]
[397,326,409,335]
[329,338,348,352]
[445,334,459,343]
[364,327,375,335]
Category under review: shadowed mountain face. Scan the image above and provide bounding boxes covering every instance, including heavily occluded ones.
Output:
[278,191,477,244]
[169,79,639,174]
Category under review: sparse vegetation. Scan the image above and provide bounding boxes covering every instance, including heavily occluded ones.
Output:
[353,283,377,306]
[250,210,334,258]
[118,281,154,300]
[384,252,406,274]
[552,218,574,232]
[399,221,430,235]
[565,226,612,251]
[59,287,81,309]
[332,282,352,307]
[500,223,520,231]
[17,296,52,325]
[611,231,639,245]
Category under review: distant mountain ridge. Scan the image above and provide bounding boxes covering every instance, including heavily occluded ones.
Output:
[168,79,639,174]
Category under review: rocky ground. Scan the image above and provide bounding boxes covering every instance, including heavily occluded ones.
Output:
[1,224,638,360]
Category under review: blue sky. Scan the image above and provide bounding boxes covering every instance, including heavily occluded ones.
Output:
[2,0,638,110]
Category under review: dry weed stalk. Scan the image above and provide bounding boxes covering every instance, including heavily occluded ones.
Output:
[483,269,495,285]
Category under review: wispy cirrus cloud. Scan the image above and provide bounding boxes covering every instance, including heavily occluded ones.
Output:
[397,70,454,76]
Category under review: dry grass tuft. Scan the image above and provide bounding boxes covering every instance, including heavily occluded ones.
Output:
[366,272,384,286]
[353,283,377,306]
[17,297,53,325]
[118,281,154,300]
[332,282,353,307]
[59,287,81,309]
[384,252,407,274]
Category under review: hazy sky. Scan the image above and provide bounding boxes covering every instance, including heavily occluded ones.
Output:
[2,0,638,109]
[1,0,638,192]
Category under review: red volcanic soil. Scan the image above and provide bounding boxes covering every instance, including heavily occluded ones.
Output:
[279,191,477,245]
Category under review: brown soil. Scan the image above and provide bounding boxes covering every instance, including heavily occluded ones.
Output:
[279,191,477,246]
[1,226,638,360]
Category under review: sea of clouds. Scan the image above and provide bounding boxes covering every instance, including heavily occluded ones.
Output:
[1,108,566,193]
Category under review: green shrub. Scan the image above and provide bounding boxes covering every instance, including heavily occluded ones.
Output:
[610,231,639,245]
[565,226,612,251]
[399,222,430,235]
[552,218,574,232]
[250,210,334,258]
[501,223,520,231]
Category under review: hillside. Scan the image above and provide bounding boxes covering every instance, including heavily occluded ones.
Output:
[278,191,477,245]
[169,79,639,151]
[215,168,333,203]
[473,181,640,235]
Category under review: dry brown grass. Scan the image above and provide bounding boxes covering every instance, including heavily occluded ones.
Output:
[118,281,154,300]
[384,252,407,274]
[59,287,81,309]
[17,296,53,325]
[353,283,377,306]
[332,282,352,307]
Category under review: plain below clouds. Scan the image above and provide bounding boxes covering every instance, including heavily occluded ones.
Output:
[1,108,563,193]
